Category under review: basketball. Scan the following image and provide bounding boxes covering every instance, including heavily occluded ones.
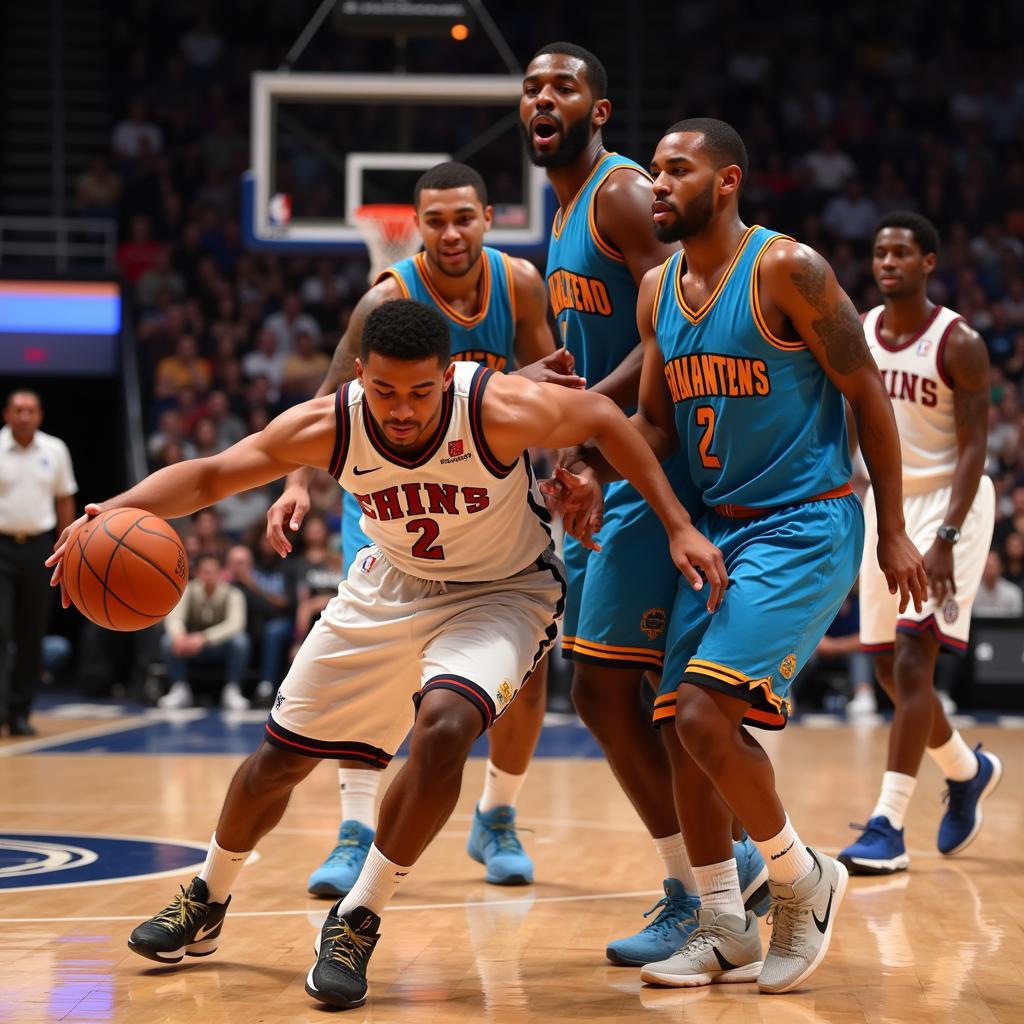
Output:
[62,508,188,632]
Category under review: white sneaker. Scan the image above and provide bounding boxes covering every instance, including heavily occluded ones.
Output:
[157,680,194,709]
[254,680,275,703]
[221,682,251,711]
[846,688,878,720]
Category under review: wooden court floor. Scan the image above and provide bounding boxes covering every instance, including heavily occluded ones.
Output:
[1,719,1021,1023]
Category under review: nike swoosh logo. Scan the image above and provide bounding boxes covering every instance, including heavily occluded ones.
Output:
[353,466,380,476]
[194,920,220,941]
[770,840,795,860]
[812,886,835,934]
[712,946,739,971]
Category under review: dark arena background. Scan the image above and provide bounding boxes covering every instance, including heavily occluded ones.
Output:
[0,2,1022,1022]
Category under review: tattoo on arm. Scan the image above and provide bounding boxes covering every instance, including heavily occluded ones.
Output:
[790,252,869,374]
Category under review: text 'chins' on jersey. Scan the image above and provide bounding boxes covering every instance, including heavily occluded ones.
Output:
[355,482,490,522]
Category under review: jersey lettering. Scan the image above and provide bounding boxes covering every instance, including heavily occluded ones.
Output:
[880,368,938,408]
[355,483,492,523]
[664,354,771,404]
[547,269,613,317]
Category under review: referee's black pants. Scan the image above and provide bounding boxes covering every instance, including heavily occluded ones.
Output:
[0,532,54,722]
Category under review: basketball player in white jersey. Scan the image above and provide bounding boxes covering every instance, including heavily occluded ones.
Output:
[49,299,725,1011]
[265,162,579,899]
[839,213,1001,875]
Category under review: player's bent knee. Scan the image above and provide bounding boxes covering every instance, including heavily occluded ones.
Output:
[673,688,730,770]
[244,742,316,793]
[411,692,481,775]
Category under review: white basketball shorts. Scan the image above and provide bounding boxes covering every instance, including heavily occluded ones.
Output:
[265,545,566,765]
[859,476,994,653]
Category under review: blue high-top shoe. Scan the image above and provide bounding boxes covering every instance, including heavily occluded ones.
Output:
[938,745,1003,856]
[307,820,375,898]
[606,879,700,966]
[466,805,534,885]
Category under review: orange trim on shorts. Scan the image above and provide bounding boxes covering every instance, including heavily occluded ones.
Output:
[686,657,790,716]
[712,482,853,519]
[569,636,664,667]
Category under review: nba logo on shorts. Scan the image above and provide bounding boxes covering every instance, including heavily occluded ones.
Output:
[360,554,378,573]
[448,440,464,458]
[268,193,292,227]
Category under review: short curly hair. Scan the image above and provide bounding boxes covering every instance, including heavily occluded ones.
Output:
[360,298,451,365]
[874,212,940,257]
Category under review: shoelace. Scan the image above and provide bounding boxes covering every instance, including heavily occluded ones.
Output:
[153,886,207,933]
[641,897,696,938]
[765,899,805,956]
[672,919,723,957]
[483,819,532,854]
[325,832,368,865]
[848,819,892,844]
[325,918,375,971]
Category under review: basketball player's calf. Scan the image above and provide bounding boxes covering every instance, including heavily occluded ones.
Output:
[305,688,491,1009]
[128,744,318,963]
[667,685,848,994]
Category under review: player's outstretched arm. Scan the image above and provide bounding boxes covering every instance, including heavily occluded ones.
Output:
[48,398,336,594]
[484,374,727,610]
[762,240,927,613]
[925,321,990,604]
[267,279,401,555]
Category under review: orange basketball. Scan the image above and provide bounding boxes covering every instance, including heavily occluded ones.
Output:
[62,508,188,631]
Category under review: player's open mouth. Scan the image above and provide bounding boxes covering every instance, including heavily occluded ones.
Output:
[531,116,560,145]
[652,201,674,221]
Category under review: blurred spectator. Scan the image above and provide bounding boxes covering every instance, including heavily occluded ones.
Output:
[263,292,321,354]
[112,99,164,160]
[147,409,195,464]
[136,248,186,309]
[117,215,165,284]
[822,180,878,244]
[993,486,1024,549]
[973,552,1024,618]
[181,13,225,72]
[282,330,330,404]
[158,553,250,710]
[1003,532,1024,589]
[225,541,294,702]
[205,390,247,449]
[803,136,856,195]
[186,507,231,564]
[289,516,345,659]
[75,157,123,217]
[215,484,276,540]
[242,329,287,403]
[154,335,213,399]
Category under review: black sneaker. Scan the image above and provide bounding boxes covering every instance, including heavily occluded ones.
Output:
[127,877,230,964]
[305,904,381,1009]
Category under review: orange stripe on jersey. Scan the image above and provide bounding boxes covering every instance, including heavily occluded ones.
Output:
[501,252,518,329]
[749,233,805,350]
[413,251,491,328]
[373,267,411,297]
[552,155,614,240]
[651,257,673,333]
[674,225,758,324]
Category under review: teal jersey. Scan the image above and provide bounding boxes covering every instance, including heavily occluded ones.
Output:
[653,225,851,508]
[545,153,650,393]
[379,246,517,370]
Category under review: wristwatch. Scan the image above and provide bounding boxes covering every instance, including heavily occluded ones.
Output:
[936,524,961,545]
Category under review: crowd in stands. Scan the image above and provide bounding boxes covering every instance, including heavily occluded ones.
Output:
[70,2,1023,704]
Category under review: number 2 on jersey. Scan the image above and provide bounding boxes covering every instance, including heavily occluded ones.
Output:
[695,405,722,469]
[407,518,445,560]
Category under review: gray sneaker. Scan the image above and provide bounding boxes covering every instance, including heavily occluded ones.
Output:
[758,847,848,994]
[640,908,763,988]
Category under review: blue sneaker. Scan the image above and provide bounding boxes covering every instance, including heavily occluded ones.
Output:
[307,820,375,898]
[837,815,909,875]
[606,879,700,966]
[466,805,534,885]
[733,836,771,917]
[938,745,1003,856]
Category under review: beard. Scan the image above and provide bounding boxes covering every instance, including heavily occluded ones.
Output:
[653,180,716,242]
[520,109,593,169]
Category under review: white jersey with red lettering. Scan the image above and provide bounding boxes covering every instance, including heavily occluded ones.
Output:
[330,361,551,582]
[861,304,962,494]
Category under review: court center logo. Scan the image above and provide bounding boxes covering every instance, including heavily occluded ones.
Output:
[0,832,208,892]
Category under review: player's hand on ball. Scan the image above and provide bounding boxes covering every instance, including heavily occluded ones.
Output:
[878,529,928,614]
[539,466,604,550]
[267,484,311,557]
[670,525,728,613]
[46,502,102,606]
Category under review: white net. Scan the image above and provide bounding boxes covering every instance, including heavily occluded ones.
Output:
[354,204,420,283]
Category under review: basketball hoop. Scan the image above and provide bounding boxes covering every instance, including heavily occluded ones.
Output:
[354,204,419,283]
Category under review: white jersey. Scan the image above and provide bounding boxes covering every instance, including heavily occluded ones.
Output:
[333,361,551,582]
[862,304,963,494]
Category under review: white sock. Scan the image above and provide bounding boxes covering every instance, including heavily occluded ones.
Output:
[339,768,381,828]
[692,858,745,918]
[927,732,978,782]
[337,843,410,917]
[652,832,696,891]
[199,834,251,904]
[871,771,916,830]
[753,816,814,885]
[478,759,527,813]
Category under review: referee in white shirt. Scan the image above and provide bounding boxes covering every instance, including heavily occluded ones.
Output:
[0,390,77,735]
